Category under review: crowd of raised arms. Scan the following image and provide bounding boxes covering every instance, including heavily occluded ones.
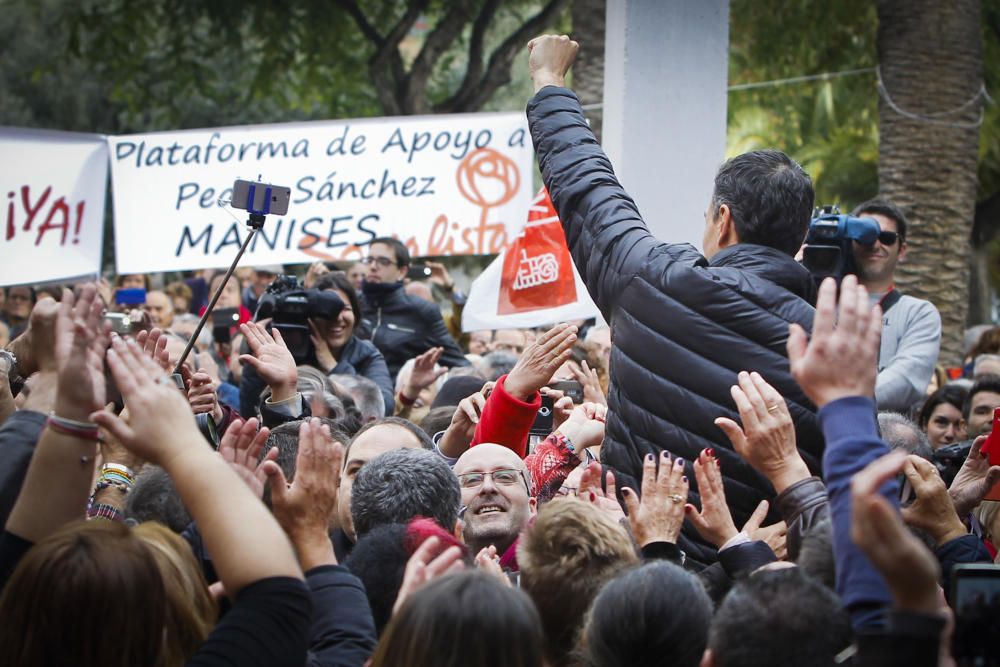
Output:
[0,34,997,667]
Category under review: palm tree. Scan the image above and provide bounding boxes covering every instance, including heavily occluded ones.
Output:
[876,0,984,364]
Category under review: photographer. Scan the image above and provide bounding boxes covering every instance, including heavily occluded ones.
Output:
[850,199,941,413]
[357,237,468,381]
[239,272,393,421]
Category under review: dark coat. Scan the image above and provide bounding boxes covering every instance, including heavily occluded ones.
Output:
[357,282,468,381]
[527,86,823,551]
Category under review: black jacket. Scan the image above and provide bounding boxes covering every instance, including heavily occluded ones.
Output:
[528,86,823,540]
[358,282,468,381]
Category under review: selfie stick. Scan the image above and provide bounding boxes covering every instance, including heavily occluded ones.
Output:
[171,184,274,379]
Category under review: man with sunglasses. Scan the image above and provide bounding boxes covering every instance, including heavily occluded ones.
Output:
[851,198,941,412]
[356,236,468,382]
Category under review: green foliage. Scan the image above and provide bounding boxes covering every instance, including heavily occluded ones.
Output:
[728,0,880,209]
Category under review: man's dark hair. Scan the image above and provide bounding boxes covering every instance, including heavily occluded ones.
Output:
[711,149,814,256]
[350,448,461,538]
[878,412,933,460]
[260,420,302,481]
[313,271,361,322]
[709,568,851,667]
[344,523,410,635]
[370,237,410,269]
[962,373,1000,421]
[123,466,191,532]
[918,384,969,429]
[581,562,711,667]
[852,197,908,243]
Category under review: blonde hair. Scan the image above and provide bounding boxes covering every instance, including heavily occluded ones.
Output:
[133,522,218,664]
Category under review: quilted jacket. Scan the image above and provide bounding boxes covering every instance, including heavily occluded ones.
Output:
[527,86,823,547]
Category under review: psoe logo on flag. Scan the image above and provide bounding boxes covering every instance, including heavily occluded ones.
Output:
[512,249,559,290]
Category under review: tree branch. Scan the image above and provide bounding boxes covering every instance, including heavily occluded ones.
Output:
[438,0,502,112]
[405,0,474,113]
[436,0,568,113]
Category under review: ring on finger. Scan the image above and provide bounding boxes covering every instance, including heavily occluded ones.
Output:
[669,494,684,504]
[766,404,780,413]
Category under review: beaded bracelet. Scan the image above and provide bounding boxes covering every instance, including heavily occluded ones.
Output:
[87,502,124,523]
[94,479,131,495]
[553,431,576,454]
[101,463,135,481]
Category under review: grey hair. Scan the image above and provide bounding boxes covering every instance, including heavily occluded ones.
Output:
[296,365,346,419]
[350,448,461,538]
[877,412,933,461]
[479,351,518,382]
[331,373,385,422]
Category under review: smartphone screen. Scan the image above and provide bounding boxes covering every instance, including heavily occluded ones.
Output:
[951,564,1000,665]
[549,380,584,404]
[529,394,555,438]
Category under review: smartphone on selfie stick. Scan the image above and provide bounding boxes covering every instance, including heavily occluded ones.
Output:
[170,178,290,446]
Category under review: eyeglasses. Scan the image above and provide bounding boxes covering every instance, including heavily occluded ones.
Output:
[361,256,398,268]
[877,231,900,246]
[457,468,530,493]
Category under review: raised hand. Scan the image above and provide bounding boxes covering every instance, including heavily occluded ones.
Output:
[685,448,739,548]
[527,34,580,92]
[54,285,111,421]
[91,336,204,467]
[437,381,493,458]
[558,401,607,453]
[570,360,607,406]
[622,452,689,546]
[425,260,454,291]
[504,323,577,401]
[901,454,968,546]
[393,536,465,615]
[308,320,338,373]
[402,347,447,401]
[949,435,1000,517]
[239,321,298,401]
[303,261,331,289]
[580,462,625,523]
[261,418,344,569]
[852,450,941,613]
[135,327,171,371]
[188,369,223,423]
[715,371,811,494]
[787,275,882,408]
[218,417,275,499]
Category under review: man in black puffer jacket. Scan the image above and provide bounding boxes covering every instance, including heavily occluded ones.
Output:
[527,36,822,565]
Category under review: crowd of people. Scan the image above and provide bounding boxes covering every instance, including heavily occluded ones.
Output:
[0,34,998,667]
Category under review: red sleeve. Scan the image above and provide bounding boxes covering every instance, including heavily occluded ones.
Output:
[470,374,541,458]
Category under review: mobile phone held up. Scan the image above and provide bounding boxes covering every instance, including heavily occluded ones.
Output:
[951,563,1000,665]
[231,179,291,216]
[983,408,1000,501]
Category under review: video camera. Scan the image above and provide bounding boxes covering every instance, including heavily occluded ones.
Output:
[800,205,882,282]
[254,276,345,365]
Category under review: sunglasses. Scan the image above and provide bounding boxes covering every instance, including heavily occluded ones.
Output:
[877,230,900,246]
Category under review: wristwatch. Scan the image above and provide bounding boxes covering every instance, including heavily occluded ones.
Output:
[0,349,18,380]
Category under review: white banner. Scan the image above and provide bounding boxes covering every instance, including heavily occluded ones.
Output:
[0,128,108,286]
[108,113,532,274]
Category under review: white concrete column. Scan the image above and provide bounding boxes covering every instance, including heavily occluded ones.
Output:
[602,0,730,249]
